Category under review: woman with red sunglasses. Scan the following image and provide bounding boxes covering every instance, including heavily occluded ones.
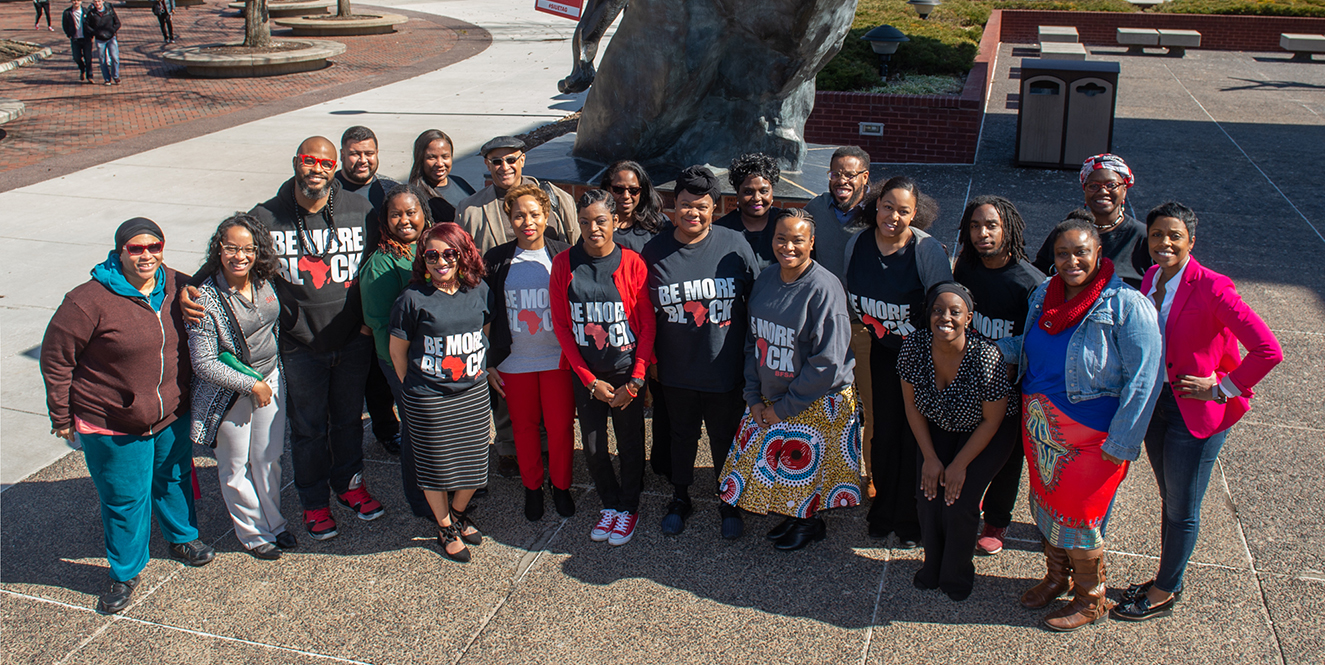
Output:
[388,223,491,563]
[41,218,215,615]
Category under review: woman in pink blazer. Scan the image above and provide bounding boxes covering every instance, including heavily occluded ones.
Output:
[1113,202,1282,622]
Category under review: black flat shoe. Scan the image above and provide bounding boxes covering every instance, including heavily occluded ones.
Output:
[96,576,139,614]
[274,531,298,550]
[718,503,743,540]
[774,518,826,551]
[1120,579,1184,605]
[1111,594,1176,622]
[249,543,281,560]
[379,433,401,455]
[659,498,693,535]
[450,504,482,545]
[867,524,890,540]
[169,539,216,566]
[912,569,940,590]
[551,486,576,518]
[895,537,921,550]
[525,487,545,521]
[436,524,471,563]
[766,516,795,541]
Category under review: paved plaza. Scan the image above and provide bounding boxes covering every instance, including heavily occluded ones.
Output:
[1,2,1323,663]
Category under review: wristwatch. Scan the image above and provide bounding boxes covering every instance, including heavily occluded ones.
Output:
[627,377,646,392]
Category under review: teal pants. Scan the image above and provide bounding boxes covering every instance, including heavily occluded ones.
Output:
[79,417,199,582]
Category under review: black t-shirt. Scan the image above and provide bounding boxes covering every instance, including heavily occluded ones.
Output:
[641,226,757,392]
[336,173,396,256]
[846,236,926,350]
[565,245,637,377]
[715,208,783,273]
[1033,214,1151,289]
[953,258,1045,341]
[614,225,657,254]
[389,281,492,396]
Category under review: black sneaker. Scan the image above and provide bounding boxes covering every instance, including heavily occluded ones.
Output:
[96,576,140,614]
[274,531,298,549]
[168,539,215,566]
[379,433,401,455]
[659,498,693,535]
[249,543,281,560]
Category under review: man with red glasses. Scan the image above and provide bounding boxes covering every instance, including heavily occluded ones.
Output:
[186,136,383,541]
[457,136,579,255]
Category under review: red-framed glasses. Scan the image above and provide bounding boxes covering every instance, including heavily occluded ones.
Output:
[124,242,164,255]
[297,154,337,171]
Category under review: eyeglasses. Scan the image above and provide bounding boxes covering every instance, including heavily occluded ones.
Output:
[611,185,642,196]
[297,154,337,171]
[1084,181,1125,193]
[124,242,164,255]
[828,168,868,181]
[221,244,258,257]
[487,154,522,167]
[423,248,460,264]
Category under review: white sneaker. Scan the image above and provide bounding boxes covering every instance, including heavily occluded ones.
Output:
[590,509,617,542]
[608,511,638,546]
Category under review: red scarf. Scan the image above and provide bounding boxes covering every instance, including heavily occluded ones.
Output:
[1038,258,1114,334]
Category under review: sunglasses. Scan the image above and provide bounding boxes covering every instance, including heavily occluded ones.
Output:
[124,242,164,256]
[1084,181,1125,193]
[297,154,337,171]
[487,154,522,167]
[423,248,460,264]
[611,185,642,196]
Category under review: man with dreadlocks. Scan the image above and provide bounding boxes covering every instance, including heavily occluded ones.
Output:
[953,195,1045,557]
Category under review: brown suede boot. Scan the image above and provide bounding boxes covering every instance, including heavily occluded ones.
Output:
[1044,554,1111,631]
[1020,541,1074,609]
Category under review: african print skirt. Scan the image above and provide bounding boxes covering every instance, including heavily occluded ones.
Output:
[718,385,863,519]
[1022,393,1130,549]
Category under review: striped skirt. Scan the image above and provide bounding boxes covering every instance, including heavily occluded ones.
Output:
[399,382,492,492]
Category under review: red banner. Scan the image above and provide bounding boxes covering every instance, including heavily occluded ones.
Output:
[535,0,582,20]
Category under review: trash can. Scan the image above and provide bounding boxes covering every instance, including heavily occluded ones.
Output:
[1015,59,1120,169]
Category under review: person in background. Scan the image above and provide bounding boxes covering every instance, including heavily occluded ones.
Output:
[485,184,576,521]
[719,209,861,551]
[844,176,952,547]
[599,160,666,254]
[84,0,120,85]
[152,0,174,44]
[550,189,656,546]
[1112,202,1282,622]
[642,165,758,539]
[951,195,1045,556]
[715,153,784,272]
[457,136,579,254]
[1033,154,1151,289]
[187,214,293,560]
[408,129,471,221]
[803,146,876,497]
[35,0,54,30]
[898,282,1013,601]
[389,223,492,563]
[361,185,435,520]
[62,0,94,83]
[1009,217,1160,632]
[41,218,214,615]
[336,125,402,457]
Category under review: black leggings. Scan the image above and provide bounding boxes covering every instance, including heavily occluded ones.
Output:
[977,404,1024,529]
[661,384,744,495]
[35,2,51,25]
[575,374,646,513]
[866,342,921,540]
[157,11,174,40]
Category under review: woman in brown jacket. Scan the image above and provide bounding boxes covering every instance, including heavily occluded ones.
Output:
[40,218,215,615]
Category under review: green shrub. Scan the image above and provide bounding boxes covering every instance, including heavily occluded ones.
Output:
[1157,0,1325,17]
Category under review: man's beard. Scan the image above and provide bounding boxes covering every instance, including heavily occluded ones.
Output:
[298,177,330,201]
[976,242,1007,259]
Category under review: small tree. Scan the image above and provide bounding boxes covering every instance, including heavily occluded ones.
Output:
[245,0,271,47]
[337,0,350,17]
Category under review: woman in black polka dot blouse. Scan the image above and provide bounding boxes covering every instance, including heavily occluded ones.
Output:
[897,282,1016,601]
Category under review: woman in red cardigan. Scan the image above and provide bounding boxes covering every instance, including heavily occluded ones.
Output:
[1113,201,1283,622]
[550,189,655,546]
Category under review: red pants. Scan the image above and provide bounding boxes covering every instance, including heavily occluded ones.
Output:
[502,368,576,491]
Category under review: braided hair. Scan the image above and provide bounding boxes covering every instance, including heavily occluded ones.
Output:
[956,195,1029,267]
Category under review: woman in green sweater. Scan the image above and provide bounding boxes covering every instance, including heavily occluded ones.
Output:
[361,184,435,519]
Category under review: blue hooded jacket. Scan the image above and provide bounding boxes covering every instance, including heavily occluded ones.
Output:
[91,251,166,311]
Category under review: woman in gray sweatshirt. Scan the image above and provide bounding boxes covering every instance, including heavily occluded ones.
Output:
[717,209,862,551]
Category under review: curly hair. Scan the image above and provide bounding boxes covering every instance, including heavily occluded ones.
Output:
[956,195,1029,267]
[502,182,551,218]
[728,152,781,191]
[411,222,485,290]
[600,160,666,233]
[198,213,282,284]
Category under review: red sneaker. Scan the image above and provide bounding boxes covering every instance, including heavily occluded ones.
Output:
[337,473,385,521]
[608,511,638,547]
[976,524,1006,556]
[590,509,618,542]
[303,507,339,541]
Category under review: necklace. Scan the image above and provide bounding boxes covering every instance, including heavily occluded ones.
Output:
[1094,208,1123,232]
[293,187,338,259]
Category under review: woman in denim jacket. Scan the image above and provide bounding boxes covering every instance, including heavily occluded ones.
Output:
[999,213,1161,632]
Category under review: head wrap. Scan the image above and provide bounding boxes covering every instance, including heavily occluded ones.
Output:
[924,281,975,317]
[114,217,164,249]
[1079,153,1134,188]
[673,165,722,204]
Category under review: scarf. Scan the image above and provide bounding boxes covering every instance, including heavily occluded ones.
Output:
[91,251,167,311]
[1038,258,1114,335]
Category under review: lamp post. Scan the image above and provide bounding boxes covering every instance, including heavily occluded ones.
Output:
[861,25,909,81]
[907,0,941,19]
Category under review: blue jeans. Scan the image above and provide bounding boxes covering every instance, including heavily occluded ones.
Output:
[1145,384,1227,593]
[94,37,119,82]
[283,334,372,510]
[378,357,430,517]
[79,417,198,582]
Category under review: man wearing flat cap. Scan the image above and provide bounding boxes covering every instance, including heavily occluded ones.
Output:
[456,136,579,254]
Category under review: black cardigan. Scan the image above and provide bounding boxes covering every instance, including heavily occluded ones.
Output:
[483,237,570,368]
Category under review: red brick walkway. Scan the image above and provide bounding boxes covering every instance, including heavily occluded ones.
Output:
[0,1,489,190]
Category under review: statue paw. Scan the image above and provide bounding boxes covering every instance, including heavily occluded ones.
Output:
[557,64,596,94]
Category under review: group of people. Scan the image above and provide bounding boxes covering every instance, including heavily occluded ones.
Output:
[42,126,1282,633]
[55,0,177,85]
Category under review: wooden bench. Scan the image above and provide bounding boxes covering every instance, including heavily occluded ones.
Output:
[1039,42,1088,60]
[1158,29,1201,57]
[1281,33,1325,61]
[1117,27,1159,55]
[1038,26,1079,43]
